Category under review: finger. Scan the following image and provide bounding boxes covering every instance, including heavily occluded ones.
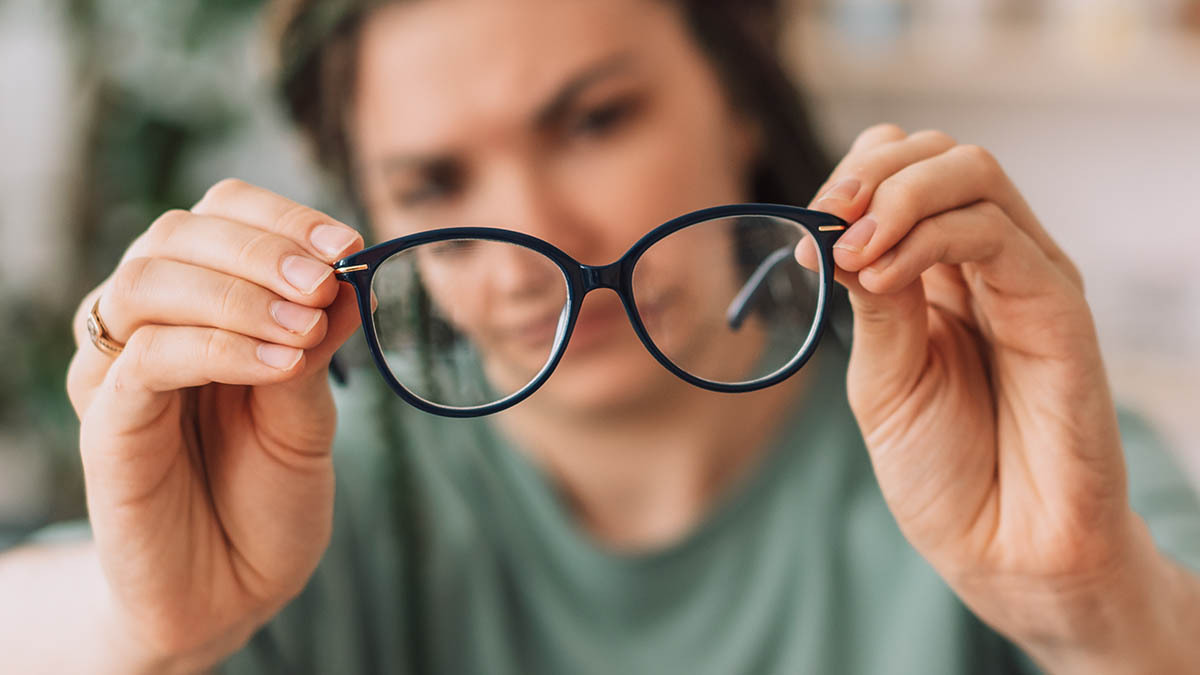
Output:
[953,146,1084,290]
[913,263,975,327]
[844,202,1085,412]
[98,257,328,349]
[843,273,929,415]
[856,202,1006,296]
[248,283,363,444]
[123,210,343,308]
[296,282,361,372]
[847,122,909,154]
[833,144,1078,287]
[853,202,1035,334]
[810,129,959,235]
[70,280,362,433]
[77,324,310,510]
[864,201,1083,333]
[794,236,877,291]
[68,285,118,419]
[84,325,304,430]
[807,124,906,205]
[191,178,364,264]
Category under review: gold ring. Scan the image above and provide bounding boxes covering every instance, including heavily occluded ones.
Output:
[86,297,125,357]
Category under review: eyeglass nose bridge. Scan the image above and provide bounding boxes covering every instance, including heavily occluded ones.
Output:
[580,261,624,293]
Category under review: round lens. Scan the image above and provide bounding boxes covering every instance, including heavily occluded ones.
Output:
[369,238,570,410]
[630,215,823,385]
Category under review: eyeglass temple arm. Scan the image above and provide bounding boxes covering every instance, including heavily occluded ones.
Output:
[725,246,795,331]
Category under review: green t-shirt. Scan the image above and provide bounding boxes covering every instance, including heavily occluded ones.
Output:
[21,341,1200,673]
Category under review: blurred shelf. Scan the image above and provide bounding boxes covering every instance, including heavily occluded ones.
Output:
[785,15,1200,107]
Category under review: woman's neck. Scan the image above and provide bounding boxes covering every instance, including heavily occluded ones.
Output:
[494,369,812,552]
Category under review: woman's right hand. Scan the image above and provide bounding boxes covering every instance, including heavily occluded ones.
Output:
[65,179,365,667]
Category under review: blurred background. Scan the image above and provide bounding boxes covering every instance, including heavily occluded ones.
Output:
[1,0,1198,547]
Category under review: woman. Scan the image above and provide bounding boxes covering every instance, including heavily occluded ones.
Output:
[3,0,1199,672]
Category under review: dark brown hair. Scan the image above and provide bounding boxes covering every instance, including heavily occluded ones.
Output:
[269,0,834,211]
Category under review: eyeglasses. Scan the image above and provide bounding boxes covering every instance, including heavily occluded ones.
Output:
[333,203,847,418]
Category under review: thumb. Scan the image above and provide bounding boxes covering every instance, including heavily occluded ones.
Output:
[805,160,931,423]
[301,281,363,373]
[842,273,930,425]
[251,282,363,451]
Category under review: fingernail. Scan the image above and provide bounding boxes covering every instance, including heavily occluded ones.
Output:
[258,343,303,370]
[310,224,360,259]
[833,215,877,254]
[270,300,322,335]
[816,177,861,207]
[282,255,333,295]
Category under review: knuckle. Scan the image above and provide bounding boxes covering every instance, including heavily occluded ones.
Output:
[976,201,1007,222]
[848,123,907,154]
[909,128,957,149]
[197,177,248,209]
[863,122,905,140]
[200,328,247,368]
[201,328,228,364]
[875,176,923,218]
[234,229,287,272]
[954,144,1001,176]
[124,210,188,262]
[199,326,226,367]
[275,201,323,241]
[144,209,190,247]
[121,327,159,380]
[215,275,250,322]
[109,256,156,304]
[210,177,249,199]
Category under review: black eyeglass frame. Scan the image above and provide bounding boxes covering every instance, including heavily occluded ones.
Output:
[333,203,847,418]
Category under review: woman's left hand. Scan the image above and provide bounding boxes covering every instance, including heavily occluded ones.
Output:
[806,124,1199,672]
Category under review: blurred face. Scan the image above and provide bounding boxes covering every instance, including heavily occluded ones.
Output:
[353,0,761,413]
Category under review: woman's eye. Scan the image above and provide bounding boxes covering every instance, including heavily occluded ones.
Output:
[392,163,462,208]
[394,180,452,208]
[570,98,637,138]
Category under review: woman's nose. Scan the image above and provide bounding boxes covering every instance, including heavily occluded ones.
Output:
[485,241,564,299]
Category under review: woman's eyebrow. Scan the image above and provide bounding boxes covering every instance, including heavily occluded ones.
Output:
[376,53,636,176]
[533,52,636,129]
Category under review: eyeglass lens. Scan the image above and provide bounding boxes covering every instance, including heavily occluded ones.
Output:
[370,239,571,410]
[631,214,821,385]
